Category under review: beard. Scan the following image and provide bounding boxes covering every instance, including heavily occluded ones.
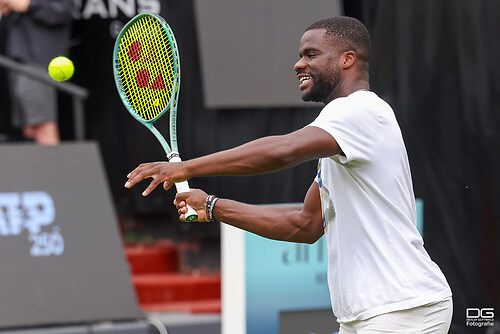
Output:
[302,64,341,103]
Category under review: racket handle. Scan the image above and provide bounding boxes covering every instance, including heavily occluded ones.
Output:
[168,152,198,222]
[174,180,198,222]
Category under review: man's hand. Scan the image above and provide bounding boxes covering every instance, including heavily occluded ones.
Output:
[124,161,187,196]
[174,189,209,222]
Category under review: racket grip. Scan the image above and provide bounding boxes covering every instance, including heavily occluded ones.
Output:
[175,181,198,222]
[168,152,198,222]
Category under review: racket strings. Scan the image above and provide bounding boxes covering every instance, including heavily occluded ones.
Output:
[116,15,177,121]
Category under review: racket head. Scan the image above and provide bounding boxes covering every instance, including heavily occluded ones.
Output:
[113,13,179,125]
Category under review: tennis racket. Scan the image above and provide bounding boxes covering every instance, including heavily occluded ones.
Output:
[113,13,197,222]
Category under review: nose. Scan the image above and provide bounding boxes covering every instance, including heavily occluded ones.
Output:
[294,57,306,72]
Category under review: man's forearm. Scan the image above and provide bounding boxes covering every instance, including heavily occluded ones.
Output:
[212,199,320,244]
[183,134,311,179]
[125,126,340,196]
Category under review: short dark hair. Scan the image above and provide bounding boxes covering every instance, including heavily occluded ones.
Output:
[306,17,371,62]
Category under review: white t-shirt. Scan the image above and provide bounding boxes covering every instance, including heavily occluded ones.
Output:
[308,90,452,323]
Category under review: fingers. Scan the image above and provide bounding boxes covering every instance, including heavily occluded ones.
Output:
[124,161,185,195]
[174,191,190,203]
[175,200,188,222]
[163,181,173,191]
[141,178,163,196]
[125,163,154,188]
[175,189,209,222]
[125,162,205,221]
[174,199,198,222]
[124,162,168,195]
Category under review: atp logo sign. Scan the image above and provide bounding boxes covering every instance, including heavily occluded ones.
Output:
[0,192,64,257]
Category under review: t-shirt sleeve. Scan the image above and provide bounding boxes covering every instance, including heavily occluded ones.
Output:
[307,97,380,164]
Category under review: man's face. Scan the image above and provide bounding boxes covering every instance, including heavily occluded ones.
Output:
[294,29,341,104]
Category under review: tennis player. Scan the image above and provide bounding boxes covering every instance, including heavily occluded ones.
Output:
[126,17,453,333]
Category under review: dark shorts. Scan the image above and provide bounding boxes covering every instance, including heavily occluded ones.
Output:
[10,72,57,127]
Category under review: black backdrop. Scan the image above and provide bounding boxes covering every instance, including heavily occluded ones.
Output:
[1,0,499,332]
[359,1,500,333]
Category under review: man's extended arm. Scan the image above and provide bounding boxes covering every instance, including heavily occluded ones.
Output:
[125,126,340,196]
[175,181,324,244]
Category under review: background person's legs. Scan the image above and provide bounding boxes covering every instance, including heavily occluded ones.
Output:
[31,121,60,145]
[11,71,60,145]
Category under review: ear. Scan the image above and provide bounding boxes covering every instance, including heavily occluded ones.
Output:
[341,51,356,69]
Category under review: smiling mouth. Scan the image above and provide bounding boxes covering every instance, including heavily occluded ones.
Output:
[298,74,312,89]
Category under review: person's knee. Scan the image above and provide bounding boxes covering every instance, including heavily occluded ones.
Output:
[33,122,60,145]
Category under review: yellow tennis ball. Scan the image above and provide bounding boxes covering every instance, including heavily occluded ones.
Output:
[48,56,74,82]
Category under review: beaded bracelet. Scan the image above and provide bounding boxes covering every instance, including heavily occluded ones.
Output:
[204,195,220,222]
[204,195,213,221]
